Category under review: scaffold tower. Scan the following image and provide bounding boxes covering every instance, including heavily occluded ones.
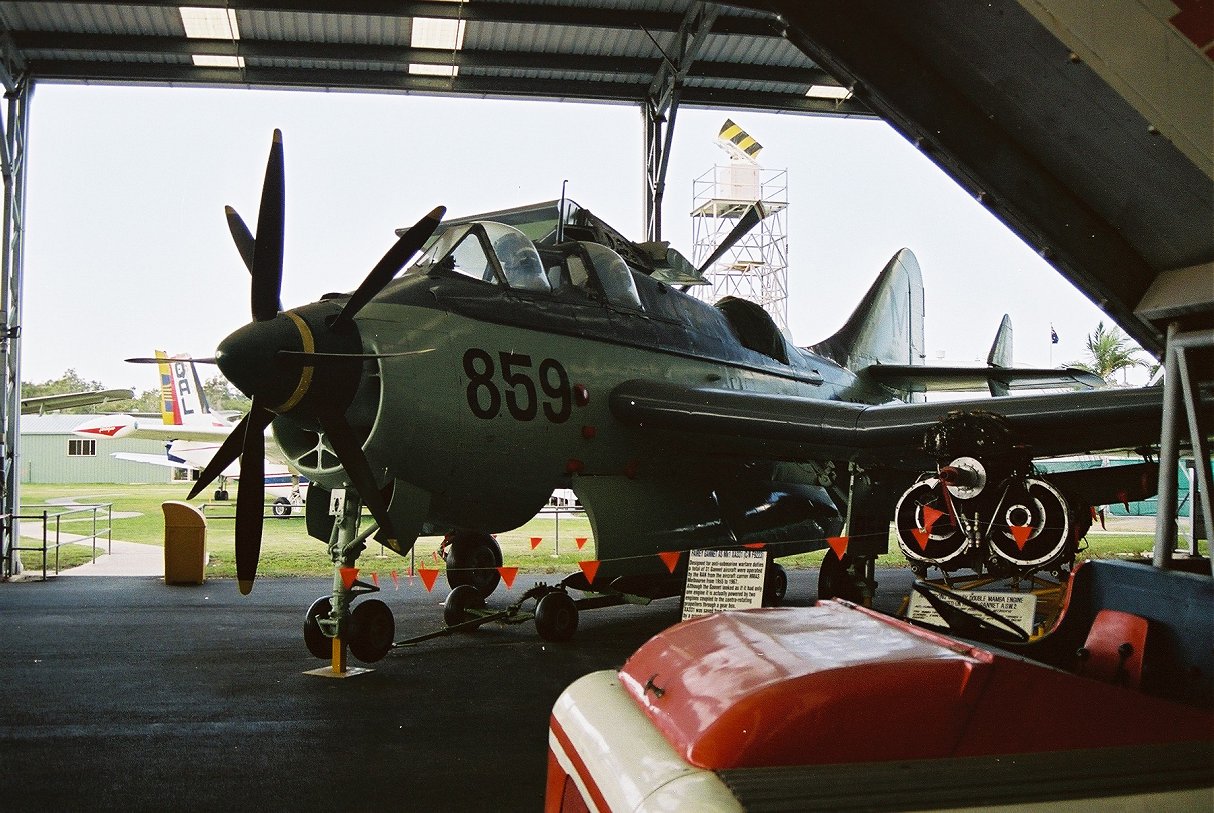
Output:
[690,123,789,332]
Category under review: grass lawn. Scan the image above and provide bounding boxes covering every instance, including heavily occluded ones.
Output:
[17,482,1206,578]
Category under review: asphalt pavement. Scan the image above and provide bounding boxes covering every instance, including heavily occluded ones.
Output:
[0,566,915,812]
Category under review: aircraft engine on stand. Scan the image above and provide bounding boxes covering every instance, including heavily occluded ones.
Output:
[894,411,1157,581]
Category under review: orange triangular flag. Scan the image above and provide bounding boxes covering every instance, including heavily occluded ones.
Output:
[578,560,600,584]
[418,567,439,592]
[390,570,399,589]
[827,536,849,560]
[743,542,766,549]
[910,528,930,552]
[921,505,944,534]
[370,572,379,587]
[340,567,359,590]
[1009,524,1032,551]
[575,537,588,550]
[497,566,518,588]
[658,551,681,573]
[530,536,543,549]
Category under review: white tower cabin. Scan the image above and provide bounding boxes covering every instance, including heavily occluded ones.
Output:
[691,119,790,333]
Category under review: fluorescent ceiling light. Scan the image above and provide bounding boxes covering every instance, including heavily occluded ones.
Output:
[805,84,852,100]
[192,55,245,68]
[411,18,465,50]
[180,7,240,40]
[409,64,459,77]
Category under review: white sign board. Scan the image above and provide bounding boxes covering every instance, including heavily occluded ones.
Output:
[682,548,767,621]
[907,588,1037,635]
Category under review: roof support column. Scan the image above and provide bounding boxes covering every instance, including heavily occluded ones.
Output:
[642,3,718,242]
[0,46,31,577]
[1152,323,1214,576]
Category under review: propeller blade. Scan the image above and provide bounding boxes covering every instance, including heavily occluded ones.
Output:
[125,356,217,365]
[275,348,433,366]
[696,203,767,275]
[234,408,267,595]
[224,205,256,273]
[330,206,446,332]
[251,130,285,322]
[186,404,274,500]
[318,408,397,545]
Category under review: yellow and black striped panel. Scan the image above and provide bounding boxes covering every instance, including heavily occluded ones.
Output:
[718,119,762,158]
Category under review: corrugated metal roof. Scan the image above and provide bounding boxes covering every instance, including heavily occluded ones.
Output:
[0,1,867,116]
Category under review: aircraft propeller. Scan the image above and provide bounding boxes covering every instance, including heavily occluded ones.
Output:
[141,128,445,594]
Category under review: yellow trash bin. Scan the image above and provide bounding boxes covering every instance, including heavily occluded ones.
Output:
[162,501,207,584]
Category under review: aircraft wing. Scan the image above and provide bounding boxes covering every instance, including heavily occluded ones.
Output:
[862,365,1105,393]
[21,388,134,414]
[72,414,232,443]
[609,380,1168,467]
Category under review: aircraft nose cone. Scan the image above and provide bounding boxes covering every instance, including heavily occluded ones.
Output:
[215,315,303,408]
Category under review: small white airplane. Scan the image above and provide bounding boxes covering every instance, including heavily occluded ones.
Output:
[73,351,306,513]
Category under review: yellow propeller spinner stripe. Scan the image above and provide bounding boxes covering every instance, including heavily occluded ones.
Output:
[275,311,315,412]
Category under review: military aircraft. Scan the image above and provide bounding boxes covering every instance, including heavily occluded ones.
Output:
[171,130,1174,664]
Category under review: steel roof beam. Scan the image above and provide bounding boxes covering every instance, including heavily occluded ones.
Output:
[11,31,838,86]
[26,58,869,115]
[32,1,784,37]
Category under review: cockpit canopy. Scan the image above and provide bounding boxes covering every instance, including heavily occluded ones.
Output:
[413,221,643,311]
[413,221,549,292]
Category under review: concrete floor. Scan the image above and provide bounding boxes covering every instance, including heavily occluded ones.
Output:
[0,567,917,812]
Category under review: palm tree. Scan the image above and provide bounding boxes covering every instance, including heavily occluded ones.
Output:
[1072,320,1151,386]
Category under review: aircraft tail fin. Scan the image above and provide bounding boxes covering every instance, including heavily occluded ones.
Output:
[157,350,212,426]
[987,314,1014,396]
[810,248,925,375]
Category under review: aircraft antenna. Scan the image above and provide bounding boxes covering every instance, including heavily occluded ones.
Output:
[690,120,789,333]
[557,179,568,243]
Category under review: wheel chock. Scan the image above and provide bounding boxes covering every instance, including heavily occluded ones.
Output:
[303,633,374,679]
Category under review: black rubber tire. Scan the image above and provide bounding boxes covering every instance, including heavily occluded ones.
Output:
[303,596,332,660]
[348,599,395,663]
[818,552,864,603]
[272,497,292,517]
[535,591,578,642]
[763,561,788,607]
[443,584,486,629]
[444,531,503,598]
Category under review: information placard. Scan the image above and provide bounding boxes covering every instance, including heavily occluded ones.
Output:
[682,548,767,621]
[907,588,1037,634]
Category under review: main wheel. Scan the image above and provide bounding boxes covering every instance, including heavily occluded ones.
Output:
[763,561,787,606]
[818,552,866,603]
[535,591,578,642]
[272,497,292,517]
[348,599,395,663]
[443,584,486,629]
[444,531,503,598]
[304,596,332,660]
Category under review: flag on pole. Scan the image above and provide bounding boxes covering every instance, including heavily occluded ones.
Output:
[1050,325,1059,344]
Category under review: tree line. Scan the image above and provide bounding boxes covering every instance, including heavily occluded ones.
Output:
[22,368,252,414]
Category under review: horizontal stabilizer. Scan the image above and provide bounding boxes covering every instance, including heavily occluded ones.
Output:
[863,365,1105,393]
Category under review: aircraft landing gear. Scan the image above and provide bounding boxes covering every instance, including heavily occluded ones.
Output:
[442,530,503,597]
[534,591,579,642]
[818,553,877,606]
[763,561,787,607]
[304,491,398,672]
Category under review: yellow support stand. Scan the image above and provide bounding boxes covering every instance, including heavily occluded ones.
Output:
[304,633,372,679]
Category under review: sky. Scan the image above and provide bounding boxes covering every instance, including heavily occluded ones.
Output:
[20,82,1146,392]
